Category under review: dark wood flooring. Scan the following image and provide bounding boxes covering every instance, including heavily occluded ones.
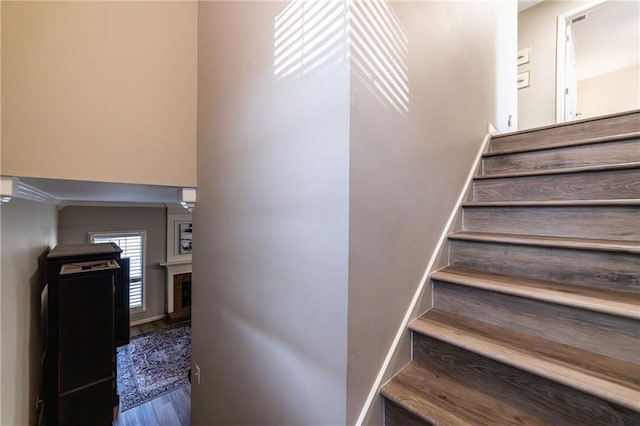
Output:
[115,318,191,426]
[114,386,191,426]
[129,317,173,338]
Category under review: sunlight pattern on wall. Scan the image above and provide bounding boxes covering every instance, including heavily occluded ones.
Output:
[274,0,408,116]
[350,0,409,116]
[274,1,349,78]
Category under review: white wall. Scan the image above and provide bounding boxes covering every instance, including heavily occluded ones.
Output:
[518,1,578,129]
[1,1,197,187]
[495,0,519,132]
[56,206,168,324]
[195,1,513,425]
[347,1,514,423]
[194,1,350,424]
[578,65,640,118]
[0,199,57,426]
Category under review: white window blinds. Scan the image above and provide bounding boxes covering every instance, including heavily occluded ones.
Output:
[90,232,145,310]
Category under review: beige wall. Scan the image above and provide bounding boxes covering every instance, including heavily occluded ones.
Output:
[518,1,577,130]
[194,2,350,424]
[347,2,512,423]
[1,1,197,187]
[0,199,57,426]
[578,65,640,119]
[195,1,513,424]
[57,206,167,324]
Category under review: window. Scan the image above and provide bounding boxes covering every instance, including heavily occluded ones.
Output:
[89,231,146,311]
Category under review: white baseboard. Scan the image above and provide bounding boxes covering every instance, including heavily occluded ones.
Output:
[129,314,167,327]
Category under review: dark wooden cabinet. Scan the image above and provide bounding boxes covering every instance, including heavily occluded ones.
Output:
[44,243,130,426]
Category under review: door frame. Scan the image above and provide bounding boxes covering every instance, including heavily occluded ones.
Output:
[555,0,607,123]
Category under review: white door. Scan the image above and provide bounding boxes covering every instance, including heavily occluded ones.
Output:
[564,24,579,121]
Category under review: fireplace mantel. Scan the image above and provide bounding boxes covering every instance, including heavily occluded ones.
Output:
[159,261,192,313]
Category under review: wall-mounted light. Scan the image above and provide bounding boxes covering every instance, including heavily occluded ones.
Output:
[1,177,17,205]
[179,187,196,212]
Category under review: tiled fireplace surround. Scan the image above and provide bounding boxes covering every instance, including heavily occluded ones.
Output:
[162,262,192,314]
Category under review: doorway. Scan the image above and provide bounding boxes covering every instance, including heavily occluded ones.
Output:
[556,0,640,123]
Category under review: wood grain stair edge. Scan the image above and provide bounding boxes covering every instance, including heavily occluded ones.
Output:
[448,231,640,254]
[381,363,545,426]
[486,131,640,155]
[409,310,640,412]
[431,267,640,320]
[462,199,640,207]
[381,373,475,426]
[491,110,639,139]
[475,162,640,180]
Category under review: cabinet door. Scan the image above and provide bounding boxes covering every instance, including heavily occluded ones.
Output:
[58,271,114,394]
[58,379,113,426]
[115,258,130,346]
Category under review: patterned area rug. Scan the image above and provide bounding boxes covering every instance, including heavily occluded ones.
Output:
[117,323,191,411]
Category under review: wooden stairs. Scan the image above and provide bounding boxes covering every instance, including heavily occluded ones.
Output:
[381,111,640,425]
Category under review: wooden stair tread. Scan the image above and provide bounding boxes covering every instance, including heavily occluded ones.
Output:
[381,363,546,426]
[485,131,640,156]
[410,310,640,411]
[432,266,640,320]
[475,162,640,180]
[463,199,640,207]
[448,231,640,254]
[491,110,639,139]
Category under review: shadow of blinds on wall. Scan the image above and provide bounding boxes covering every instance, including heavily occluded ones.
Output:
[90,231,145,309]
[274,0,348,78]
[274,0,409,115]
[351,0,409,116]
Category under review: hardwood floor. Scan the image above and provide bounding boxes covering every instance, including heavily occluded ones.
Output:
[114,386,191,426]
[116,318,191,425]
[129,317,173,338]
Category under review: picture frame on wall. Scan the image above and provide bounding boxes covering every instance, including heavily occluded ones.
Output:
[166,207,193,263]
[518,71,530,89]
[179,223,193,254]
[517,47,531,66]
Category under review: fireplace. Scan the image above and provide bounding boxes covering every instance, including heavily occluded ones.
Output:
[182,279,192,307]
[161,261,192,323]
[173,273,192,310]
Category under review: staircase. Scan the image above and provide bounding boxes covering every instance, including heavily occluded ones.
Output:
[381,111,640,425]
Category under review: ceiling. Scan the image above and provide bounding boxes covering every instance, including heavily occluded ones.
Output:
[570,1,640,80]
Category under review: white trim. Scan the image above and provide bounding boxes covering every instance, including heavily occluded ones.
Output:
[159,260,192,267]
[555,0,608,124]
[355,128,494,426]
[0,176,59,204]
[60,201,168,209]
[129,314,167,327]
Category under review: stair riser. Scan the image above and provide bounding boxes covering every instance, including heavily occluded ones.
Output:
[449,240,640,294]
[473,169,640,202]
[463,206,640,241]
[384,400,432,426]
[489,112,640,153]
[433,281,639,363]
[483,139,640,176]
[412,333,640,425]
